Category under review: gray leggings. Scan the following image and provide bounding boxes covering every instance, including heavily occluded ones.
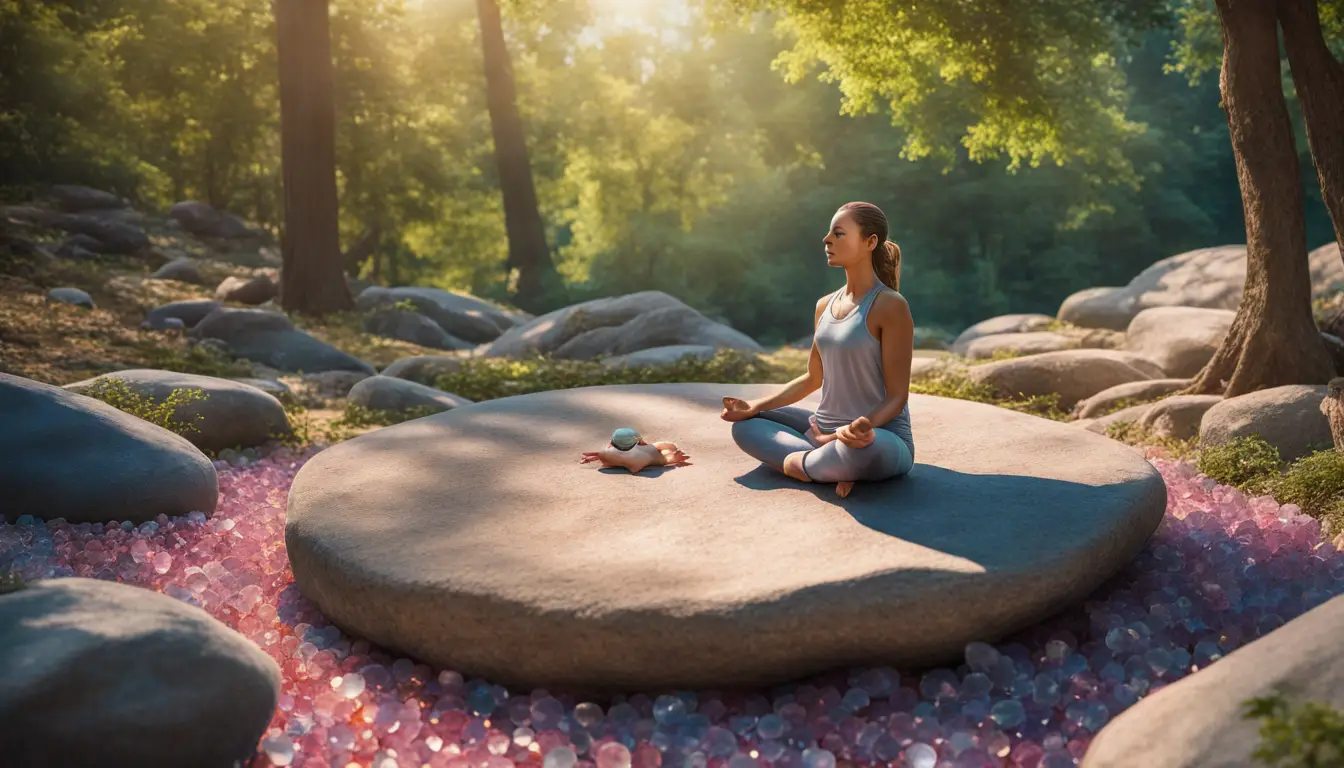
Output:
[730,406,914,483]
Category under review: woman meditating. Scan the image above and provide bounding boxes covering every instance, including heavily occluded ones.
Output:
[721,202,915,499]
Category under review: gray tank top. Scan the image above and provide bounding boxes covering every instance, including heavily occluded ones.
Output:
[811,283,915,458]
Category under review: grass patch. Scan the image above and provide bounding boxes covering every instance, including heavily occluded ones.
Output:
[964,348,1032,365]
[290,309,440,369]
[909,370,1068,421]
[1197,436,1285,496]
[1245,691,1344,768]
[336,402,445,428]
[1103,421,1201,460]
[139,341,253,379]
[431,349,796,402]
[83,378,208,439]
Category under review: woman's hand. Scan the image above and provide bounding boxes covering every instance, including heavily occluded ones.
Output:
[835,417,876,449]
[720,396,759,422]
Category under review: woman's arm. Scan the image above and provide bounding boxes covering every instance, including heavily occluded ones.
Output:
[740,295,830,413]
[862,290,915,425]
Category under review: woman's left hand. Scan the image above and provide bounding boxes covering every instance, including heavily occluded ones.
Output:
[836,418,876,449]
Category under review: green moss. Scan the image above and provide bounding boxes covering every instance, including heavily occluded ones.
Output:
[1197,436,1284,495]
[1245,691,1344,768]
[1103,420,1200,460]
[1276,450,1344,517]
[83,377,208,439]
[431,349,795,402]
[909,370,1068,421]
[0,571,26,596]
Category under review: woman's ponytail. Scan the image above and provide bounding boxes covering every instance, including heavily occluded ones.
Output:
[874,239,901,291]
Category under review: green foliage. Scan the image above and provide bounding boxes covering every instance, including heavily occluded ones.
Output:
[1245,691,1344,768]
[1197,436,1284,495]
[140,342,254,380]
[336,402,445,428]
[909,370,1068,421]
[0,571,26,596]
[83,378,208,438]
[432,350,794,402]
[1103,420,1201,459]
[1276,450,1344,518]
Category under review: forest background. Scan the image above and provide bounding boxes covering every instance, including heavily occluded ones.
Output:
[4,0,1340,346]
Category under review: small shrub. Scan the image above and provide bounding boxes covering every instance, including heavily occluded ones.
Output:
[1198,436,1283,495]
[84,378,208,438]
[336,402,444,428]
[1245,691,1344,768]
[0,571,26,595]
[142,342,252,379]
[389,298,419,313]
[1276,450,1344,517]
[432,350,794,402]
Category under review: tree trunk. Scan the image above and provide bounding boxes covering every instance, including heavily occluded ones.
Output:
[1184,0,1334,396]
[1277,0,1344,261]
[274,0,353,315]
[476,0,560,313]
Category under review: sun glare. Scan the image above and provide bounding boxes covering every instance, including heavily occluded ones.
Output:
[589,0,688,32]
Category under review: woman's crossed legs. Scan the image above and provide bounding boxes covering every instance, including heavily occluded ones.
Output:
[730,406,913,496]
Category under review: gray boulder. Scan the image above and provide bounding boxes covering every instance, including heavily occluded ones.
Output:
[550,304,763,360]
[481,291,690,358]
[64,370,290,452]
[1084,594,1344,768]
[0,578,280,768]
[298,370,371,399]
[214,274,276,305]
[1322,332,1344,375]
[1079,402,1157,436]
[232,377,293,402]
[194,308,375,375]
[1135,394,1223,440]
[49,184,128,212]
[0,374,217,523]
[964,331,1080,360]
[144,300,221,331]
[169,201,256,239]
[53,213,148,254]
[57,234,105,258]
[602,344,719,368]
[968,349,1160,410]
[1073,379,1191,420]
[1125,306,1234,378]
[951,314,1055,356]
[348,375,472,414]
[1199,384,1332,462]
[380,355,466,385]
[1059,243,1344,330]
[152,257,205,285]
[363,308,470,350]
[356,286,522,343]
[47,287,94,309]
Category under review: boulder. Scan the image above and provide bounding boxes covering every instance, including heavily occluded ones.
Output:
[1322,332,1344,376]
[347,375,472,414]
[0,374,217,523]
[193,308,376,375]
[49,184,128,212]
[169,201,256,240]
[549,304,763,360]
[299,370,372,399]
[57,234,106,257]
[47,287,94,309]
[152,257,204,285]
[1073,379,1191,420]
[380,355,467,386]
[963,331,1080,360]
[53,213,148,254]
[143,300,221,331]
[1135,394,1223,440]
[0,578,280,768]
[1199,384,1332,462]
[214,274,276,305]
[356,286,521,343]
[601,345,719,368]
[1080,403,1156,436]
[232,377,292,402]
[951,314,1055,356]
[967,350,1159,409]
[481,291,691,358]
[910,356,966,383]
[1083,595,1344,768]
[1059,244,1344,330]
[913,326,955,351]
[362,308,470,351]
[1125,307,1234,378]
[64,369,290,452]
[285,383,1166,690]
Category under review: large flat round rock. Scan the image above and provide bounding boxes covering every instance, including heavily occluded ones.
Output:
[286,383,1166,690]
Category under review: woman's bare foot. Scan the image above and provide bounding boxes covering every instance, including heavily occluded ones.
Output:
[782,450,811,482]
[836,481,855,498]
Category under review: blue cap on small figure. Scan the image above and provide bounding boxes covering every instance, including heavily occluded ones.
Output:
[611,427,641,451]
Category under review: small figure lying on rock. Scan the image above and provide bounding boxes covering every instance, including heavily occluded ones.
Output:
[722,202,916,499]
[579,427,691,473]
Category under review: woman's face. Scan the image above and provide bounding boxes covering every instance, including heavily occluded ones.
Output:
[823,211,873,268]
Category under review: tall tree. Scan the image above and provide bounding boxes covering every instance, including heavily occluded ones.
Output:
[1183,0,1333,394]
[1277,0,1344,262]
[275,0,353,315]
[476,0,561,312]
